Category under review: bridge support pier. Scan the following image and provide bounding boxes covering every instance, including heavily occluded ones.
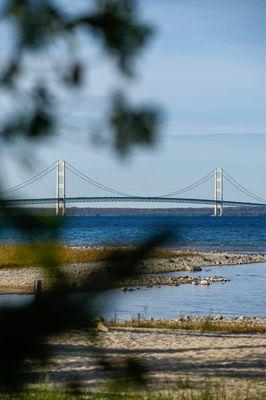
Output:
[214,168,223,216]
[56,160,66,216]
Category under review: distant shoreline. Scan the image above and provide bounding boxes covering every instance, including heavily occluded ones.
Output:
[3,206,265,217]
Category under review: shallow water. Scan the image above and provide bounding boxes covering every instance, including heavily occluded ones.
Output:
[1,263,265,320]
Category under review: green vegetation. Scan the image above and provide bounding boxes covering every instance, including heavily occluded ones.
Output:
[109,319,266,333]
[0,244,197,268]
[0,382,264,400]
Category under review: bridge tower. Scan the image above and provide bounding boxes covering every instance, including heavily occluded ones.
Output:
[56,160,66,216]
[214,168,223,216]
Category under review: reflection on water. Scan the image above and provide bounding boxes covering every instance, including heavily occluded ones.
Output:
[1,263,265,320]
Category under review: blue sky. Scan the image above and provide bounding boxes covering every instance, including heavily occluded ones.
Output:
[1,0,266,203]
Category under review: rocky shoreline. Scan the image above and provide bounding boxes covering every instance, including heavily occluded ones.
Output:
[120,274,230,291]
[0,251,265,294]
[136,251,266,273]
[115,315,266,328]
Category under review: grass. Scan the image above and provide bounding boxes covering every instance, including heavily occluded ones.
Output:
[0,382,264,400]
[108,319,266,333]
[0,244,198,268]
[176,377,192,389]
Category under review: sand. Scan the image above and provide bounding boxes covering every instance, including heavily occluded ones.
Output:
[38,327,266,397]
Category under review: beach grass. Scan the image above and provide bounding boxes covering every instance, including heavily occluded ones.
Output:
[0,383,264,400]
[108,319,266,333]
[0,244,198,268]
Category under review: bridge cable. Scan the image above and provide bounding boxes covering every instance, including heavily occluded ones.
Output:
[223,170,266,202]
[65,162,134,197]
[223,171,266,203]
[157,170,215,197]
[223,175,265,204]
[0,162,57,196]
[66,163,216,199]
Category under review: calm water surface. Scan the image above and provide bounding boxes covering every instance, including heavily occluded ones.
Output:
[1,263,265,319]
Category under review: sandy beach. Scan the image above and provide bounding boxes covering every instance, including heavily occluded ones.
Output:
[35,327,266,398]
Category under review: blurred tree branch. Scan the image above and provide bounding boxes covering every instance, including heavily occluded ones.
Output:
[0,0,166,393]
[0,0,160,153]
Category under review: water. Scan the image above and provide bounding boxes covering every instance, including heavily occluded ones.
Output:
[0,216,265,253]
[83,263,266,319]
[0,215,265,318]
[0,263,265,319]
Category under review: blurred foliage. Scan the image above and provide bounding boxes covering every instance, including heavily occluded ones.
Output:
[111,92,160,156]
[0,0,160,152]
[0,0,166,393]
[0,231,170,391]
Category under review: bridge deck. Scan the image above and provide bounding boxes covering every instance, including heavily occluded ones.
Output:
[2,196,266,207]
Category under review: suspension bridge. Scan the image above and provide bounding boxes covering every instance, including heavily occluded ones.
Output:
[1,161,265,216]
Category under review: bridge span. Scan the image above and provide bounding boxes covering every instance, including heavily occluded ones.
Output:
[5,196,265,208]
[1,161,265,216]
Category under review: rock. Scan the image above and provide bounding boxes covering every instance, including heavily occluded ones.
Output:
[237,315,246,321]
[178,315,190,322]
[194,266,202,271]
[97,322,109,332]
[192,281,198,285]
[214,314,223,321]
[186,266,202,272]
[200,280,210,286]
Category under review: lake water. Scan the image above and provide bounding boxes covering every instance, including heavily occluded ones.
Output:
[0,263,265,319]
[0,215,265,318]
[0,215,265,253]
